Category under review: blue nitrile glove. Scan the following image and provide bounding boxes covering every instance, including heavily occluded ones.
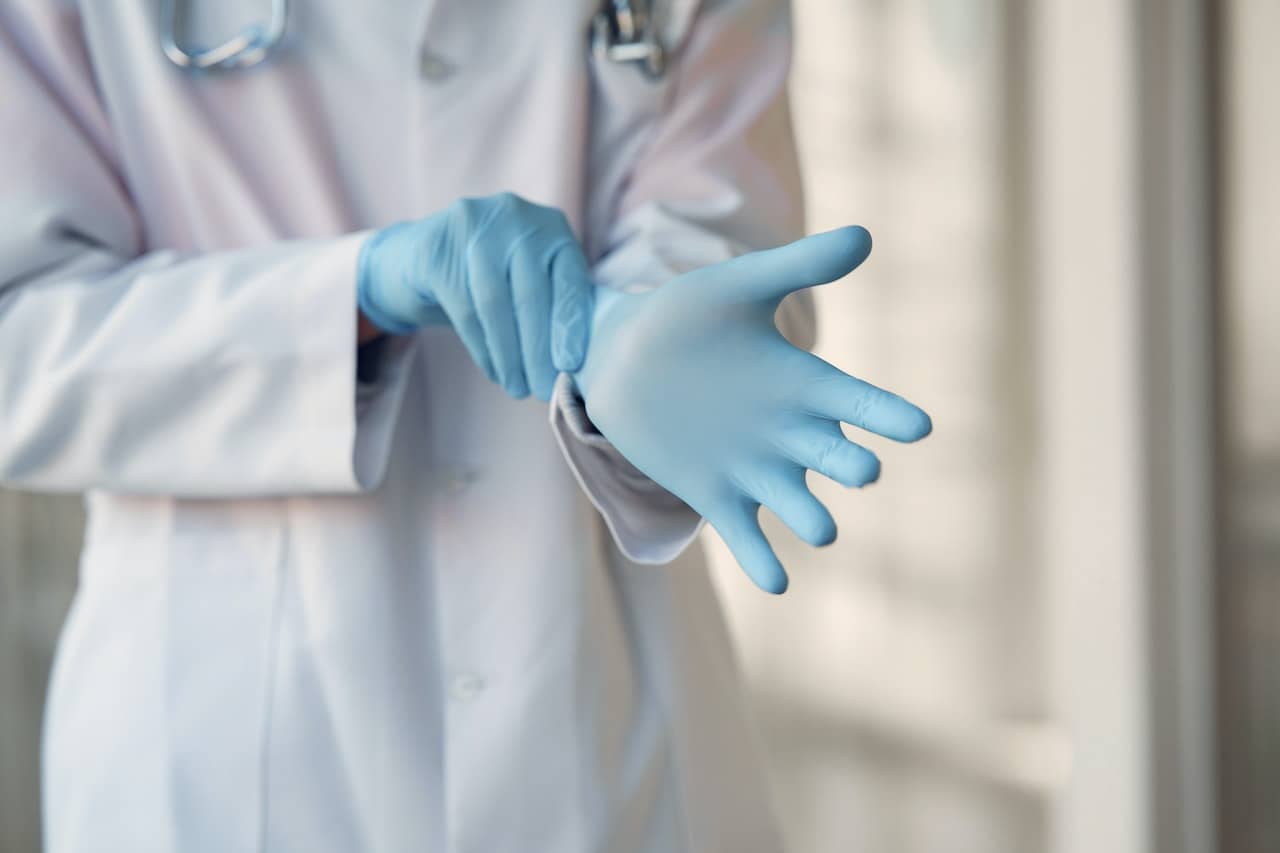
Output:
[357,192,594,400]
[573,226,932,594]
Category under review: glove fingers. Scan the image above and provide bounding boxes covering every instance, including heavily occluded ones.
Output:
[549,242,594,373]
[511,247,557,401]
[780,424,881,488]
[431,281,498,385]
[748,469,838,548]
[469,245,529,399]
[711,502,789,594]
[801,359,932,443]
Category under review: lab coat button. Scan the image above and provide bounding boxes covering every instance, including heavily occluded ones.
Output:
[419,48,456,82]
[450,673,485,702]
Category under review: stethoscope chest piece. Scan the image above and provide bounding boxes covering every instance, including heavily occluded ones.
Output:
[592,0,666,79]
[160,0,289,72]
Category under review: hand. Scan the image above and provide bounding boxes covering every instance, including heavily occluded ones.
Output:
[574,227,932,593]
[357,192,594,400]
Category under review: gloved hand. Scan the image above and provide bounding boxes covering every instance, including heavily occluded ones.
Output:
[573,227,932,593]
[357,192,594,400]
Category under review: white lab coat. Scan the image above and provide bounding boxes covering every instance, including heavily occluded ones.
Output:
[0,1,811,850]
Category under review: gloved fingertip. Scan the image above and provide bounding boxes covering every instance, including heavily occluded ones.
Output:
[504,375,531,400]
[811,518,838,548]
[550,346,568,374]
[756,571,789,595]
[855,456,882,487]
[912,410,934,441]
[553,350,583,375]
[892,408,933,443]
[829,225,873,279]
[551,328,588,373]
[522,369,551,402]
[843,224,873,256]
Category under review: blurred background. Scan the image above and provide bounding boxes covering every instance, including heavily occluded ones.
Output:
[1,0,1275,851]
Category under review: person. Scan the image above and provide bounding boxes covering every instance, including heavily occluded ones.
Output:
[0,1,930,850]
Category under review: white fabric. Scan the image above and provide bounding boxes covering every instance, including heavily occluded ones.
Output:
[0,1,812,850]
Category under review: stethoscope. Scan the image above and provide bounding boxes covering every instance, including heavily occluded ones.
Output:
[161,0,666,77]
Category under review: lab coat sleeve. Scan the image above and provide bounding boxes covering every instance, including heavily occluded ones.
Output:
[552,0,815,564]
[0,12,411,496]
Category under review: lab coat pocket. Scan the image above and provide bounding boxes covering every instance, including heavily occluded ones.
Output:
[163,517,286,853]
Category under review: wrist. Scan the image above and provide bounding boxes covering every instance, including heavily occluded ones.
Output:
[357,310,382,344]
[356,224,425,336]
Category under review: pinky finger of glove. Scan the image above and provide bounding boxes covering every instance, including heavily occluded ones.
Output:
[711,502,789,595]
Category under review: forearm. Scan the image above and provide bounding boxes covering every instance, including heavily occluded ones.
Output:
[0,234,410,496]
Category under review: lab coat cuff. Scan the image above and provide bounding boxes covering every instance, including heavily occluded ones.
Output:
[350,335,416,490]
[549,374,704,564]
[296,231,415,493]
